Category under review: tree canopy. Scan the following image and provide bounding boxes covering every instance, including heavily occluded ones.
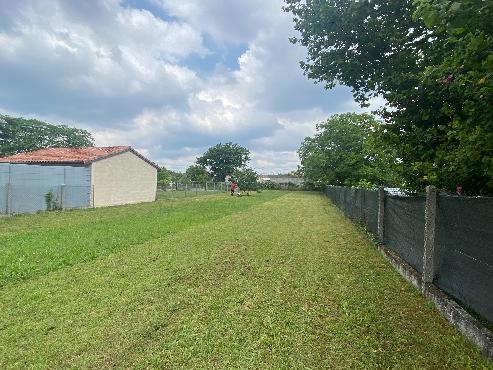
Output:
[233,168,259,193]
[196,142,250,182]
[284,0,493,194]
[412,0,493,193]
[185,165,211,183]
[0,115,94,157]
[157,167,172,188]
[157,167,185,188]
[298,113,399,189]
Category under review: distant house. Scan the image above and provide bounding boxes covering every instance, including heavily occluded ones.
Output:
[258,174,304,187]
[0,146,158,214]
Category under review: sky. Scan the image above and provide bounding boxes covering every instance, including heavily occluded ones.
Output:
[0,0,373,174]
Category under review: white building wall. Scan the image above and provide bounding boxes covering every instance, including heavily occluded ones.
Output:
[91,151,157,207]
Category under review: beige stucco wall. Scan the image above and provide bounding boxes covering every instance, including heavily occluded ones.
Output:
[90,151,157,207]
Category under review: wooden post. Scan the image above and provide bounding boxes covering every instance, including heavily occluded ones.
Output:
[422,185,437,285]
[377,186,385,243]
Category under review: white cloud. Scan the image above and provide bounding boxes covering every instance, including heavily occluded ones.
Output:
[152,0,281,44]
[0,0,369,174]
[0,0,204,118]
[251,150,301,175]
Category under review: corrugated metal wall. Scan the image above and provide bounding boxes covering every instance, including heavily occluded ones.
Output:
[0,163,92,214]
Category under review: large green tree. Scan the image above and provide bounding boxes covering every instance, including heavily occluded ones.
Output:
[284,0,436,106]
[412,0,493,194]
[157,167,173,188]
[233,168,259,193]
[196,142,250,181]
[284,0,493,194]
[298,113,399,189]
[157,167,185,188]
[0,115,94,157]
[185,165,211,183]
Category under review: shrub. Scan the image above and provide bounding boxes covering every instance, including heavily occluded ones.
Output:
[45,189,61,211]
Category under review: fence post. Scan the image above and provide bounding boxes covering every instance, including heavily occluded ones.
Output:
[377,186,385,243]
[6,183,12,215]
[60,184,65,210]
[422,185,437,286]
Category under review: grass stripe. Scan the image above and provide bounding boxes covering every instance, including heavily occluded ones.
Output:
[0,192,490,369]
[0,191,284,287]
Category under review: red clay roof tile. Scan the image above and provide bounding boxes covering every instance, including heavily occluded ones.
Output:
[0,146,132,164]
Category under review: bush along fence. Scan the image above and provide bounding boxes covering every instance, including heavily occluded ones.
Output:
[324,185,493,360]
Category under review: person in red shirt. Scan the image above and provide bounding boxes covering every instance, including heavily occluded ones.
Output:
[229,180,238,196]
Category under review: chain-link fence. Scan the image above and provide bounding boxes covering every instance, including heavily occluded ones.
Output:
[0,184,93,215]
[324,185,493,326]
[157,182,228,199]
[0,181,229,214]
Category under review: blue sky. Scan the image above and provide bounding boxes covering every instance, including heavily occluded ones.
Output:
[0,0,375,174]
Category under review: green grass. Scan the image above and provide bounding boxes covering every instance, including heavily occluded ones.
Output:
[0,191,491,369]
[156,188,227,200]
[0,191,283,287]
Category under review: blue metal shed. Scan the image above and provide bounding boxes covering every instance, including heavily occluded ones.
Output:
[0,163,91,214]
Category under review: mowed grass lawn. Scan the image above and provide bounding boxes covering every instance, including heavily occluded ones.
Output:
[0,191,490,369]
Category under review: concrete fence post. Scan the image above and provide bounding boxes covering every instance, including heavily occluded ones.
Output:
[377,186,385,243]
[422,185,437,285]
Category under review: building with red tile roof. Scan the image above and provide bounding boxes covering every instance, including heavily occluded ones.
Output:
[0,146,159,168]
[0,146,158,213]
